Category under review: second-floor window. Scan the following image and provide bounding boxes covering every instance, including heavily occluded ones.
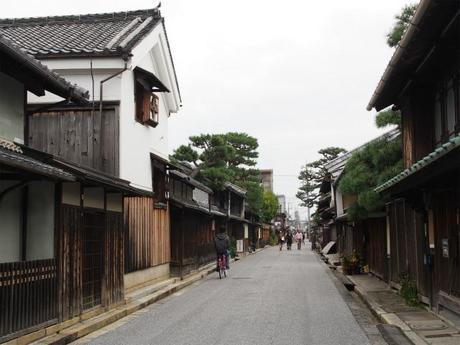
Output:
[133,66,169,128]
[434,72,459,146]
[135,81,160,127]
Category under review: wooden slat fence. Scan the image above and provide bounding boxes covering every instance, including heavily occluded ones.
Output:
[124,197,170,273]
[104,211,124,306]
[59,205,82,321]
[0,259,57,338]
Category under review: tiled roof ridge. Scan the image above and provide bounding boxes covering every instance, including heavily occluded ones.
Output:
[0,8,160,26]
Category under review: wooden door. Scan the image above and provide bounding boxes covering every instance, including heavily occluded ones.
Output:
[432,192,459,301]
[82,212,104,311]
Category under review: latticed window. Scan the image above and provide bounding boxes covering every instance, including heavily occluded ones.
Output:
[434,72,460,147]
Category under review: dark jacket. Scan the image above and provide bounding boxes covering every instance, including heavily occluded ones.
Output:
[215,233,230,255]
[286,233,293,245]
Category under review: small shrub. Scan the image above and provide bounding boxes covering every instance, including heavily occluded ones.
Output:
[399,272,420,306]
[269,231,278,246]
[229,236,237,258]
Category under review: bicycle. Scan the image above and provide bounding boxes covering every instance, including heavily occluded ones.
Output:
[217,254,227,279]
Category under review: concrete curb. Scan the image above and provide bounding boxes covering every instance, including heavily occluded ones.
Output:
[314,251,427,345]
[348,277,428,345]
[29,248,269,345]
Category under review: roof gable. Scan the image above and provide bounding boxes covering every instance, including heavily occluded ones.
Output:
[0,8,162,58]
[367,0,460,111]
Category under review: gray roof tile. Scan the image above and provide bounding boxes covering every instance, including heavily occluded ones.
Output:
[0,140,74,180]
[0,9,162,57]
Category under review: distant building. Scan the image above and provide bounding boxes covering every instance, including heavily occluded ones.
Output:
[260,169,273,192]
[277,194,286,214]
[294,210,300,222]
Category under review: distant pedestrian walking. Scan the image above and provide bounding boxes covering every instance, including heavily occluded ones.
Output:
[295,230,302,250]
[286,231,293,250]
[278,232,285,251]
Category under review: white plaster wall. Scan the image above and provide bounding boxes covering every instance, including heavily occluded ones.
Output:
[62,182,81,206]
[28,71,122,104]
[130,23,181,113]
[25,24,181,191]
[336,189,344,216]
[119,56,170,191]
[0,72,24,141]
[0,181,21,263]
[330,185,335,208]
[26,182,55,260]
[107,193,123,212]
[193,189,209,208]
[83,187,104,209]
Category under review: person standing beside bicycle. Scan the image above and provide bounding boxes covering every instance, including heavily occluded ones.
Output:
[215,226,230,270]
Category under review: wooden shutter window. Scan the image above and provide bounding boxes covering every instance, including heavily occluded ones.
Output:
[148,93,160,127]
[135,81,160,127]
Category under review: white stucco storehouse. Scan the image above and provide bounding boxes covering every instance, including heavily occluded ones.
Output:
[1,8,181,192]
[1,8,182,290]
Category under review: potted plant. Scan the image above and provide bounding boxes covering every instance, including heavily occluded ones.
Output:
[341,255,353,275]
[349,250,361,274]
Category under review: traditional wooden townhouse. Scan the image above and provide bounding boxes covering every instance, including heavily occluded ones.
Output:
[313,178,336,248]
[0,7,182,295]
[209,182,247,253]
[326,128,401,279]
[367,0,460,318]
[261,223,271,247]
[226,183,248,253]
[244,210,262,250]
[326,129,399,279]
[169,167,215,278]
[0,35,145,342]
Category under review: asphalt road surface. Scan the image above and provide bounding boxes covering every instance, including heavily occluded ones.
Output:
[82,245,371,345]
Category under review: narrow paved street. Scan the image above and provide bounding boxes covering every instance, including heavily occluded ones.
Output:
[80,246,372,345]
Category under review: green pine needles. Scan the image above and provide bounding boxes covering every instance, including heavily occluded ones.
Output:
[386,4,418,48]
[338,135,403,221]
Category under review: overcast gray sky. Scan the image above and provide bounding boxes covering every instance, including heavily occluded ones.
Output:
[3,0,408,219]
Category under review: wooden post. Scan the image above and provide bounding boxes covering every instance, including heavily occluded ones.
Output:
[179,209,185,280]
